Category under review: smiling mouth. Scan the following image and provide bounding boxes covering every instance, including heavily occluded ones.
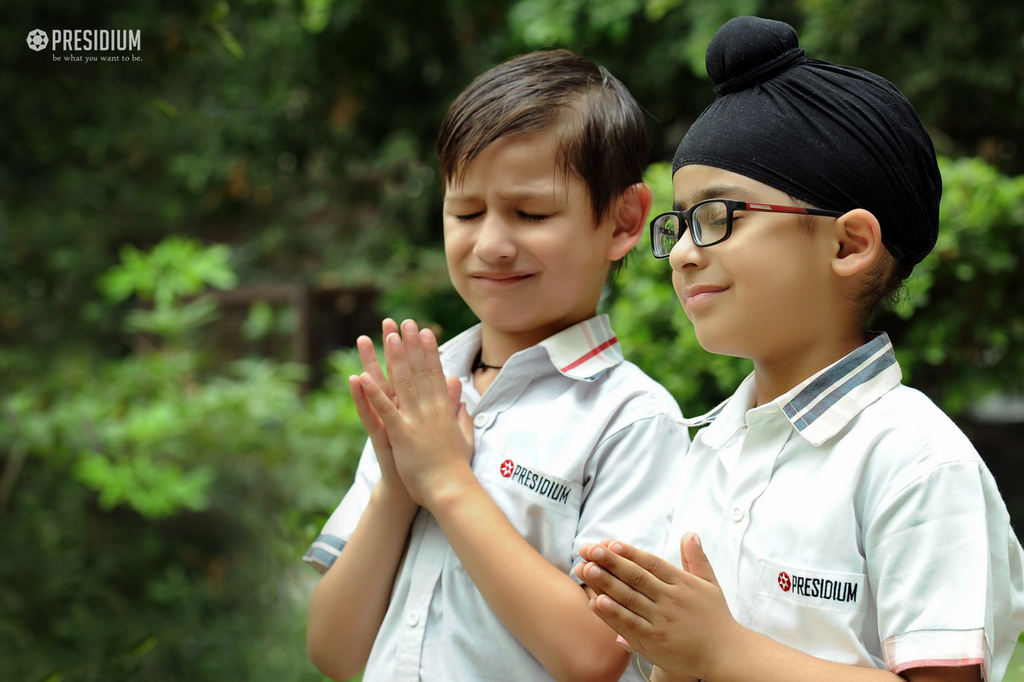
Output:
[682,285,727,310]
[472,273,533,285]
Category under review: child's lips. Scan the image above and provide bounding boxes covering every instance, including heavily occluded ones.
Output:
[470,272,534,287]
[683,284,727,309]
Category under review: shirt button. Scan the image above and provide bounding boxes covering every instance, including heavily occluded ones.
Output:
[473,414,488,428]
[730,506,745,522]
[405,611,419,627]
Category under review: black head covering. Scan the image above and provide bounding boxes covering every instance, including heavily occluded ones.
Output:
[673,16,941,265]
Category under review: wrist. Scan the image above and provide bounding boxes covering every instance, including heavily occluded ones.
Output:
[418,462,478,514]
[650,664,701,682]
[703,621,759,682]
[371,479,418,518]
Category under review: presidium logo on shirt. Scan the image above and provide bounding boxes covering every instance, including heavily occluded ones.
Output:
[499,459,570,505]
[777,570,858,604]
[757,560,866,612]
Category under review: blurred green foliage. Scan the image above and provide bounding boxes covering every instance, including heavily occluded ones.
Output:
[1,241,365,680]
[3,0,1024,679]
[891,157,1024,414]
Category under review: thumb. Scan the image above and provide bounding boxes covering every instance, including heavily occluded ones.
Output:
[456,403,474,448]
[446,376,463,414]
[680,532,718,586]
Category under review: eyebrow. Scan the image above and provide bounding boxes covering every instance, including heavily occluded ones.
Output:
[497,191,559,202]
[672,184,758,211]
[444,190,563,205]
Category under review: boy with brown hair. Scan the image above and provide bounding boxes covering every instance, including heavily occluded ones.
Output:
[576,16,1024,682]
[305,50,688,681]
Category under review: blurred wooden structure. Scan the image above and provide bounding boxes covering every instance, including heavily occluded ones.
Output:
[206,283,379,391]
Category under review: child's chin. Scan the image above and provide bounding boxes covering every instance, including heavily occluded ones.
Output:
[692,328,741,358]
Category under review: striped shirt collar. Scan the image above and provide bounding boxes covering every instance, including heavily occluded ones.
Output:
[681,333,902,446]
[538,313,623,381]
[440,314,623,383]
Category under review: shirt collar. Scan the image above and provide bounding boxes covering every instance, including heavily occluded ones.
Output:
[537,313,623,382]
[438,314,623,383]
[679,333,902,447]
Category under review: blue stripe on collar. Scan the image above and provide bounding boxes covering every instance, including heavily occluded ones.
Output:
[677,334,902,446]
[783,334,892,420]
[781,333,901,445]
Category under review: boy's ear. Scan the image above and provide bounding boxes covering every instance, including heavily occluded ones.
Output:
[831,208,883,278]
[606,182,653,261]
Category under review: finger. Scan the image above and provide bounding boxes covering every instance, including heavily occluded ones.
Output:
[579,558,656,619]
[381,318,399,395]
[586,597,630,642]
[357,335,393,400]
[680,533,718,586]
[349,375,390,451]
[580,572,608,599]
[420,327,451,398]
[579,542,604,562]
[601,538,682,585]
[360,371,404,428]
[381,318,400,339]
[384,332,417,408]
[585,544,667,602]
[589,592,653,641]
[400,319,429,382]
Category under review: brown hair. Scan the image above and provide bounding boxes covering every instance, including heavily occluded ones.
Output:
[436,50,650,273]
[860,250,914,320]
[791,197,914,322]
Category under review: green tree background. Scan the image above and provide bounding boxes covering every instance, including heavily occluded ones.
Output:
[2,0,1023,680]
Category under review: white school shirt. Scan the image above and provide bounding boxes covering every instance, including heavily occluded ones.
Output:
[306,314,688,682]
[665,333,1024,681]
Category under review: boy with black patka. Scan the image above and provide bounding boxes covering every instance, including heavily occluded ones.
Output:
[304,50,688,682]
[575,16,1024,682]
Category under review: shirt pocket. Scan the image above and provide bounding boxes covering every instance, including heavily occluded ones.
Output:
[750,557,870,649]
[468,447,583,574]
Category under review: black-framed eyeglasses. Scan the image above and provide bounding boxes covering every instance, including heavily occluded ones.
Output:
[650,199,848,259]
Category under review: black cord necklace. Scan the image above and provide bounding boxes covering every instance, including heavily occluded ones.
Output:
[471,349,503,372]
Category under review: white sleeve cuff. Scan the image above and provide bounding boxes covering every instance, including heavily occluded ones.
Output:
[883,628,988,679]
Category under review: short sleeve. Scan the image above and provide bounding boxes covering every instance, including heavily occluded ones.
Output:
[867,459,1024,680]
[572,412,689,578]
[302,437,381,573]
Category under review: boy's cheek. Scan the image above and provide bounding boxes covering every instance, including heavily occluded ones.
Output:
[671,273,686,306]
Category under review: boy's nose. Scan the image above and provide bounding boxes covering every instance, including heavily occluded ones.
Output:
[473,214,517,261]
[668,230,706,271]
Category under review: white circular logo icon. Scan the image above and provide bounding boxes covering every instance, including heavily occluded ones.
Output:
[27,29,49,51]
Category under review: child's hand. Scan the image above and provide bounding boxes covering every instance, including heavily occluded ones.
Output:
[359,319,474,507]
[355,318,401,406]
[350,319,464,505]
[574,534,736,682]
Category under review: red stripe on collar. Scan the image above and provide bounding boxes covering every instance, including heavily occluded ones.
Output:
[559,336,618,373]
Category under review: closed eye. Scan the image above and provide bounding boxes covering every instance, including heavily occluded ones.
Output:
[517,211,550,222]
[454,212,484,221]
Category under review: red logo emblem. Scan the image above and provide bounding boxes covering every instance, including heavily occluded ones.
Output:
[778,572,791,592]
[500,460,515,478]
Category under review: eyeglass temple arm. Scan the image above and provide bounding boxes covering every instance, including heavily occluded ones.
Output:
[745,203,905,259]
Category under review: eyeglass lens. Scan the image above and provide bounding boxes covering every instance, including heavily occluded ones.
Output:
[653,201,731,256]
[653,214,680,257]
